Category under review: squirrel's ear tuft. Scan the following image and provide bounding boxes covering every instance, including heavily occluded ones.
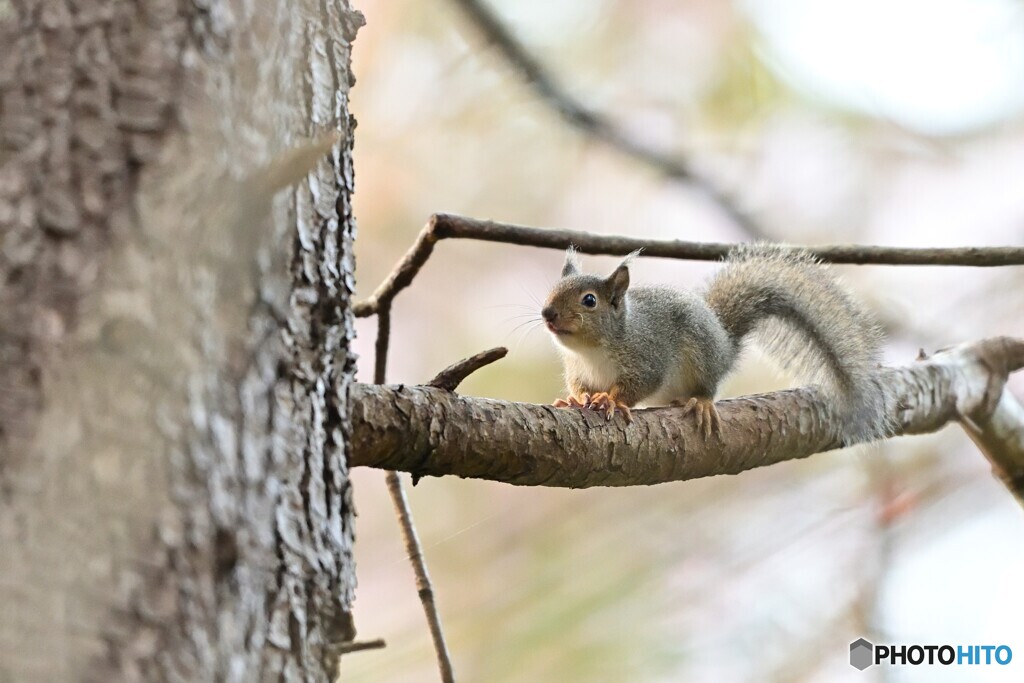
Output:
[619,249,643,268]
[561,246,582,278]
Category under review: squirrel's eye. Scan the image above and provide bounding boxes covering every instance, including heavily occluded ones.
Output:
[581,293,597,308]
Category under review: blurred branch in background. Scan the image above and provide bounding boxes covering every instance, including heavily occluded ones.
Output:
[447,0,770,239]
[855,448,900,683]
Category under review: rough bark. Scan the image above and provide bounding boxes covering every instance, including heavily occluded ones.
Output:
[0,0,188,475]
[0,1,362,681]
[350,338,1024,501]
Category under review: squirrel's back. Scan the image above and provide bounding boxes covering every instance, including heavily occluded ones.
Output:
[704,244,890,444]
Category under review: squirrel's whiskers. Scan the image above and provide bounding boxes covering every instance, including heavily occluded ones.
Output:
[504,314,545,353]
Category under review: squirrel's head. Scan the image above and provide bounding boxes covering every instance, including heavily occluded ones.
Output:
[541,247,639,350]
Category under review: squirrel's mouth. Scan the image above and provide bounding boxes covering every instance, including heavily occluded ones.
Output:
[546,322,571,335]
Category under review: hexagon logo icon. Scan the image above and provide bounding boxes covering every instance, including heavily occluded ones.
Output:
[850,638,874,670]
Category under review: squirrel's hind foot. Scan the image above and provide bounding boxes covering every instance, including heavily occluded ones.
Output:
[677,396,721,439]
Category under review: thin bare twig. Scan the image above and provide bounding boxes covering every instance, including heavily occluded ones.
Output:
[375,312,456,683]
[448,0,768,238]
[336,639,387,655]
[385,471,456,683]
[374,307,392,388]
[353,213,1024,317]
[428,347,508,392]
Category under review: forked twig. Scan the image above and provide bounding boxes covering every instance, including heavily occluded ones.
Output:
[354,212,1024,318]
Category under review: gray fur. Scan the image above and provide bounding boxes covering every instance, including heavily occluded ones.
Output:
[704,244,891,443]
[544,244,892,444]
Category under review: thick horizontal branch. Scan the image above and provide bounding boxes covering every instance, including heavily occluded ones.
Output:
[349,338,1024,502]
[353,213,1024,317]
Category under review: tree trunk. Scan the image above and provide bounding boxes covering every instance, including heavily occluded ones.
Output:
[0,1,362,680]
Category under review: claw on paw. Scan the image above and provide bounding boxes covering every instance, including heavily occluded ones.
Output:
[552,392,632,423]
[585,392,632,423]
[678,396,721,439]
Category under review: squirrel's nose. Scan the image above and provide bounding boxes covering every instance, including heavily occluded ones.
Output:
[541,306,558,322]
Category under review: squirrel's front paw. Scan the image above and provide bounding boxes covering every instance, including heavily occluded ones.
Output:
[553,393,632,423]
[553,394,588,409]
[677,396,721,439]
[584,392,632,423]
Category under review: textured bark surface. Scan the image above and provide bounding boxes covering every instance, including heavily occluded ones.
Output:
[351,338,1024,495]
[0,0,362,681]
[0,0,188,473]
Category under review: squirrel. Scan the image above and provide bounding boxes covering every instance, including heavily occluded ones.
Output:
[541,244,890,443]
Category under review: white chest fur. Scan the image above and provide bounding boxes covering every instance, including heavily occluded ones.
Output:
[562,345,619,391]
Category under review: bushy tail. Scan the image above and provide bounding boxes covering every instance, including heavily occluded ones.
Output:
[704,244,891,445]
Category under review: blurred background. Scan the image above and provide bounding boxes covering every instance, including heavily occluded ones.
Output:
[343,0,1024,680]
